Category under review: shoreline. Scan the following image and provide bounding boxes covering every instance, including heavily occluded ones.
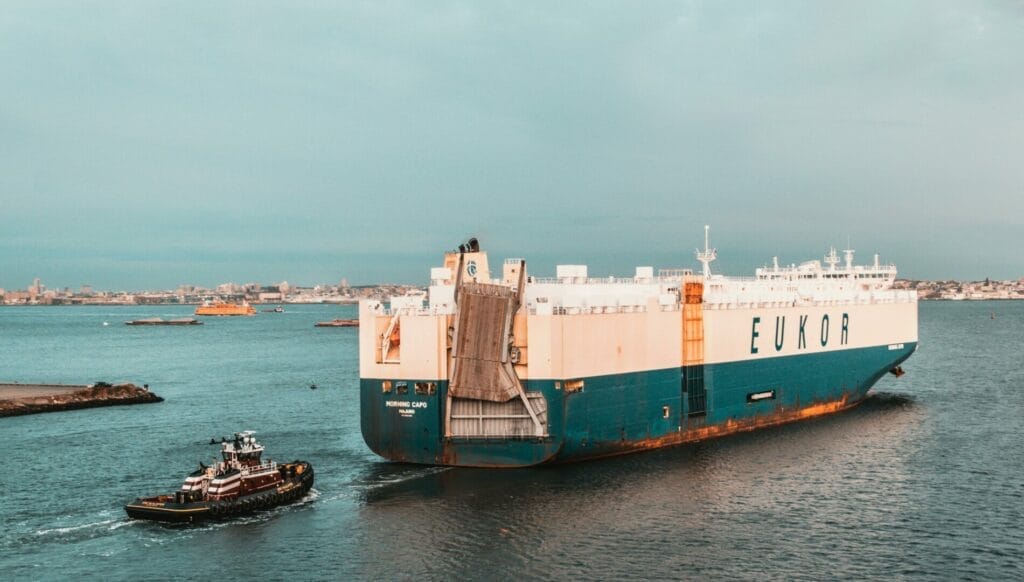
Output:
[0,383,163,418]
[0,301,362,307]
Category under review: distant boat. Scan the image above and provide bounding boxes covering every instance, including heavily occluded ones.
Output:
[126,318,203,326]
[194,302,256,316]
[314,319,359,327]
[261,306,285,313]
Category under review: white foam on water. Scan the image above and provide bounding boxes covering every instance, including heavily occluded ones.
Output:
[355,466,452,492]
[35,518,118,537]
[108,519,141,531]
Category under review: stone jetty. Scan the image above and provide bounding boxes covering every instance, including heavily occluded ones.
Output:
[0,383,163,418]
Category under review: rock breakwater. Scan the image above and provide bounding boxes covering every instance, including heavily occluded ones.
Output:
[0,383,163,417]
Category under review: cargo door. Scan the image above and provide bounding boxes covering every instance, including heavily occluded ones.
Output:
[445,264,547,438]
[684,365,706,417]
[449,283,519,402]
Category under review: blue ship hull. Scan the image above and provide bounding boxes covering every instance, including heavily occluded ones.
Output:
[360,342,917,467]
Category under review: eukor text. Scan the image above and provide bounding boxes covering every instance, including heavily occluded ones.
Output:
[751,313,849,354]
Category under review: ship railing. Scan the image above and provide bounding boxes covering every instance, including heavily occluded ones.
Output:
[657,269,693,278]
[379,306,455,317]
[528,276,691,285]
[533,303,680,316]
[703,291,917,309]
[245,460,278,475]
[716,276,760,282]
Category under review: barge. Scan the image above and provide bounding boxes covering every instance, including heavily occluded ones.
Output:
[125,318,202,326]
[315,319,359,327]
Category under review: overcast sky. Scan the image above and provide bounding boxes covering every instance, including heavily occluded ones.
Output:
[1,1,1022,290]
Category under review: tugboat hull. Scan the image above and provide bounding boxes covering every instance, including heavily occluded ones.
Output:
[125,461,313,523]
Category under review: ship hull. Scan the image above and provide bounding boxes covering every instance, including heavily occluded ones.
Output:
[360,342,917,467]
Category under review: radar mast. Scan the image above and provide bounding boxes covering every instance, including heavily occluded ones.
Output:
[696,225,717,279]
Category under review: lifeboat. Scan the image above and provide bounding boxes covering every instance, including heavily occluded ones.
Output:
[125,431,314,523]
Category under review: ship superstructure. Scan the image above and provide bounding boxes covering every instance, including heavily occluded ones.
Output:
[179,432,282,501]
[358,231,917,467]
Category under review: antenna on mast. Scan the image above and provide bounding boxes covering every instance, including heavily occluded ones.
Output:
[836,235,854,269]
[695,225,717,278]
[824,247,840,270]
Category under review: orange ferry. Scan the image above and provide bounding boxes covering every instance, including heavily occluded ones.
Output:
[194,302,256,316]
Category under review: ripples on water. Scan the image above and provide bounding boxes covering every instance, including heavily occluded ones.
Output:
[1,302,1022,579]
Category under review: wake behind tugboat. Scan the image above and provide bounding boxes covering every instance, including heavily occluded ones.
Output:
[125,432,313,523]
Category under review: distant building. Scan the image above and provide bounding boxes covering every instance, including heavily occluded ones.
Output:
[28,277,44,300]
[4,291,30,304]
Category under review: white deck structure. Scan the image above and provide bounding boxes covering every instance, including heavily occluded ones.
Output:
[371,227,915,318]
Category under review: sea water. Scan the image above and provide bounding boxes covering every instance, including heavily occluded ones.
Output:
[1,302,1022,579]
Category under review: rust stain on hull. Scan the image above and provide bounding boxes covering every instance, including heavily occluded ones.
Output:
[557,393,861,464]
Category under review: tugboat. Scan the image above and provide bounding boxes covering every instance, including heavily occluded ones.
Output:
[125,431,313,523]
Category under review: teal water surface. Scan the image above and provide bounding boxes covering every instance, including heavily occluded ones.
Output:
[1,302,1022,579]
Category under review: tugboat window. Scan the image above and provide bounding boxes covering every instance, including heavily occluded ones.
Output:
[396,382,408,395]
[415,382,436,395]
[381,381,392,394]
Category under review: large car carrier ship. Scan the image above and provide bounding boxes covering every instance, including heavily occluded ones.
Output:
[358,228,917,467]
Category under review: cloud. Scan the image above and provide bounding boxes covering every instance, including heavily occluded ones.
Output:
[1,0,1022,287]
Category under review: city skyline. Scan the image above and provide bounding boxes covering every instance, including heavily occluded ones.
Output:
[3,2,1023,288]
[3,269,1023,298]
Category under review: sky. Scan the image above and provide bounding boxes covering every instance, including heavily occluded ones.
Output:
[1,1,1022,290]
